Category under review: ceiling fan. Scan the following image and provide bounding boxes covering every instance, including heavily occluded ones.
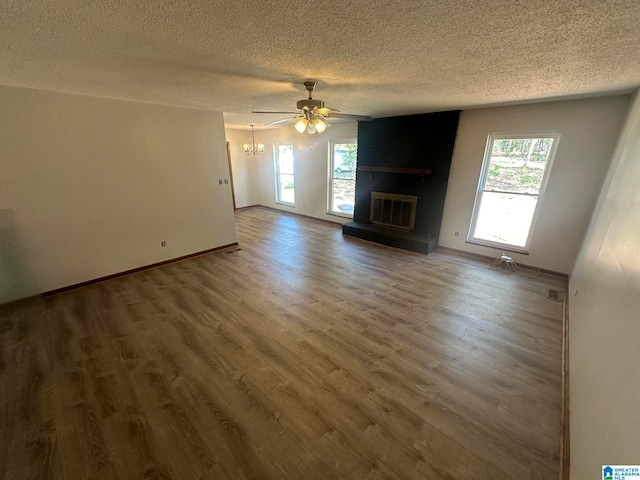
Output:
[252,81,372,134]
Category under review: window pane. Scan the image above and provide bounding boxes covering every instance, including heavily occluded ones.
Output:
[469,134,558,250]
[485,138,555,194]
[330,142,357,215]
[276,144,294,205]
[472,191,538,247]
[279,174,294,204]
[278,144,294,174]
[331,179,355,214]
[333,143,357,180]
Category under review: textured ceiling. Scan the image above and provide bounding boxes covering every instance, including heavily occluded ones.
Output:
[1,0,639,129]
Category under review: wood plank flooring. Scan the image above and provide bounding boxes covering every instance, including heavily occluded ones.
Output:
[0,206,566,479]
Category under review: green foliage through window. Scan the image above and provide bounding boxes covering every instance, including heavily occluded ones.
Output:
[330,141,357,216]
[470,134,558,249]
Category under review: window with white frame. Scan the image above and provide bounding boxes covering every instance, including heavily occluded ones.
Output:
[275,143,295,206]
[328,140,358,216]
[468,133,559,252]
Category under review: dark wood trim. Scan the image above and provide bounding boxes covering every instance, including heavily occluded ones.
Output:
[436,245,569,278]
[43,243,239,297]
[234,205,261,211]
[560,294,570,480]
[358,166,432,183]
[358,166,432,175]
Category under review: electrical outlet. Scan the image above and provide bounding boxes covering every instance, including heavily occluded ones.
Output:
[218,179,223,185]
[161,241,166,247]
[454,232,459,237]
[224,179,229,184]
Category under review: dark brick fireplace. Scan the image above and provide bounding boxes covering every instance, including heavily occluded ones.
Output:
[342,110,460,254]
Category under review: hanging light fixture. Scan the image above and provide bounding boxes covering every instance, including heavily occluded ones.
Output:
[243,124,265,155]
[294,112,329,135]
[294,117,307,133]
[314,117,328,133]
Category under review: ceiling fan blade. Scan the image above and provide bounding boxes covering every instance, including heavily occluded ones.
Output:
[252,110,300,114]
[323,112,372,121]
[265,116,301,126]
[317,107,340,115]
[250,83,371,129]
[316,114,332,127]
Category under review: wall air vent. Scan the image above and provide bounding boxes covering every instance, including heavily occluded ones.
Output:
[548,289,565,302]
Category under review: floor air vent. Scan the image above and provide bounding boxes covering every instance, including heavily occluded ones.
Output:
[548,289,565,302]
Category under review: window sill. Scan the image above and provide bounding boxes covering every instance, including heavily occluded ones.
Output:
[465,239,530,255]
[327,211,353,219]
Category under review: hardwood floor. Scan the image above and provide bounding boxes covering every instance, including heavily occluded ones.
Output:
[0,206,566,479]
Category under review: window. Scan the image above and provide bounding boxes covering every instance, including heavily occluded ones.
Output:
[328,140,358,216]
[275,143,294,205]
[468,133,559,252]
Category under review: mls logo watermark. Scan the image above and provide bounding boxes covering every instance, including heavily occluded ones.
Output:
[603,465,640,480]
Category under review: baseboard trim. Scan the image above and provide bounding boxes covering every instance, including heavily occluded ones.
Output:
[560,293,570,480]
[250,205,346,227]
[436,245,569,278]
[43,243,239,297]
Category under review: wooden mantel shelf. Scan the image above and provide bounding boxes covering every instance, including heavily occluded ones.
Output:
[359,166,432,175]
[359,166,432,182]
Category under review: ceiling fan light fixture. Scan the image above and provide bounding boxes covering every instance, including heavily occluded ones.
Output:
[252,82,372,134]
[314,118,328,133]
[294,118,308,133]
[306,120,317,134]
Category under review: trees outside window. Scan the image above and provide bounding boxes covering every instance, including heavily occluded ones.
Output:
[329,140,357,216]
[468,133,559,251]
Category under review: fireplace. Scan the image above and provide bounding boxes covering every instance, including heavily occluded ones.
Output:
[342,110,460,255]
[370,192,417,231]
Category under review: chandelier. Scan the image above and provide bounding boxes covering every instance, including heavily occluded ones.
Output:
[243,125,265,155]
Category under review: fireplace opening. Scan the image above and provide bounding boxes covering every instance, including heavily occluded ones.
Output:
[370,192,418,231]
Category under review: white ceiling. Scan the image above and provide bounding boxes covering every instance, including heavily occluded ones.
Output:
[1,0,639,129]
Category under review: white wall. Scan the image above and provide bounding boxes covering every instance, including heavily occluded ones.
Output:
[0,85,236,302]
[440,96,630,274]
[224,128,262,208]
[569,91,640,479]
[226,121,358,223]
